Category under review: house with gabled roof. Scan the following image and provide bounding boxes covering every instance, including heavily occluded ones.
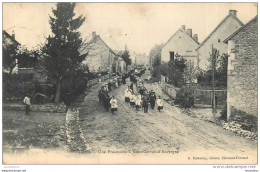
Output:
[3,30,20,48]
[196,10,243,70]
[223,15,258,119]
[3,30,21,74]
[161,25,200,67]
[80,32,119,74]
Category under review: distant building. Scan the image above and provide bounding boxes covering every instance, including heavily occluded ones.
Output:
[161,25,199,67]
[129,51,136,66]
[80,32,118,74]
[196,10,243,70]
[224,16,258,119]
[115,56,126,73]
[135,53,149,66]
[149,44,163,70]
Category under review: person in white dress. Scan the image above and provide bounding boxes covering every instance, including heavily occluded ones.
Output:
[157,96,163,112]
[124,86,132,103]
[130,92,136,108]
[110,96,118,115]
[135,93,142,111]
[114,78,118,88]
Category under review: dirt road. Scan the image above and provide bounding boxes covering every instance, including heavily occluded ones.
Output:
[3,71,257,164]
[78,71,257,163]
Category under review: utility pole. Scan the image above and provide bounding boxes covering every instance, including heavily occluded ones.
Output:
[211,44,216,121]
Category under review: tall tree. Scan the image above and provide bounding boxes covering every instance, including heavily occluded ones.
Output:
[198,50,228,86]
[3,43,18,74]
[149,44,163,68]
[121,49,131,71]
[42,2,87,104]
[167,57,187,87]
[215,53,228,86]
[3,44,38,74]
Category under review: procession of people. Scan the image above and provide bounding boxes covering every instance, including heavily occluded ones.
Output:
[98,68,164,115]
[98,76,122,114]
[123,81,163,113]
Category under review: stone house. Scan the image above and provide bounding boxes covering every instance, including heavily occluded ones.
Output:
[223,16,258,119]
[161,25,200,67]
[196,10,243,70]
[80,32,118,74]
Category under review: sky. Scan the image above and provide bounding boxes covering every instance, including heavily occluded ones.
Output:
[3,3,257,54]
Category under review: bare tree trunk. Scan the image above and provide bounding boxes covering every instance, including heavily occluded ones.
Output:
[55,81,61,104]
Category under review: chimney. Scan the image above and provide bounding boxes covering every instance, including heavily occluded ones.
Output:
[229,10,237,16]
[193,34,198,42]
[92,31,97,39]
[186,29,192,37]
[12,30,15,39]
[181,25,186,30]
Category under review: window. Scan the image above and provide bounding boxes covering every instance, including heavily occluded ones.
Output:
[169,51,174,61]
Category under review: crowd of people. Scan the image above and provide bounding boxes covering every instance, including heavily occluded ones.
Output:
[98,76,125,114]
[98,68,164,115]
[124,83,164,113]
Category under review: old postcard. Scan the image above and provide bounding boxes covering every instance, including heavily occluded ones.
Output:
[2,2,258,165]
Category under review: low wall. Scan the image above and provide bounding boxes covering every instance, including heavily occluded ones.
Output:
[4,74,112,113]
[87,74,110,87]
[160,83,180,99]
[3,103,67,113]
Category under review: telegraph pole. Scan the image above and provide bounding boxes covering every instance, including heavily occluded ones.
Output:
[211,44,216,121]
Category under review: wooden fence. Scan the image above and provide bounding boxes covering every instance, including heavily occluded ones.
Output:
[194,89,227,107]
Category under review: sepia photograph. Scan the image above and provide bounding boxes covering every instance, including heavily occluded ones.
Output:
[1,2,258,166]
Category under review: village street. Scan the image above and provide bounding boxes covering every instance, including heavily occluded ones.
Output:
[75,71,257,163]
[2,70,257,164]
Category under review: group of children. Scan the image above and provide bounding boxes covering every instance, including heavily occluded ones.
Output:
[98,77,122,114]
[124,86,164,113]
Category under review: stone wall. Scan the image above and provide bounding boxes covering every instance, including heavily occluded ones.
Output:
[87,74,110,87]
[227,17,257,118]
[160,82,180,99]
[3,74,111,113]
[3,103,66,113]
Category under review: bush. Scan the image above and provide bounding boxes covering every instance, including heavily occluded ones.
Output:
[147,77,160,83]
[101,71,108,76]
[174,88,194,108]
[86,72,96,80]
